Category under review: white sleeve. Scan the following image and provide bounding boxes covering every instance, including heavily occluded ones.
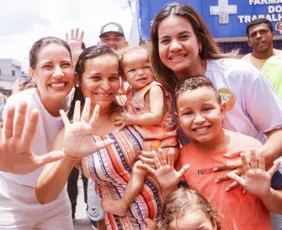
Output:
[244,70,282,134]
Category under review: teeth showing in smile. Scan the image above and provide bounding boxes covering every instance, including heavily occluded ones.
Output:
[194,126,209,133]
[170,55,185,62]
[50,82,66,89]
[96,93,111,98]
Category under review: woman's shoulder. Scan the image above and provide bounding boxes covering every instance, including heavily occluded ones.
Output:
[207,58,263,82]
[6,88,38,110]
[208,58,257,72]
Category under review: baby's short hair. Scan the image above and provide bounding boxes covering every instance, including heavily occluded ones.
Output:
[175,75,221,104]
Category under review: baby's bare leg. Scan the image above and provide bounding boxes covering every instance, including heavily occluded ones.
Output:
[102,160,148,216]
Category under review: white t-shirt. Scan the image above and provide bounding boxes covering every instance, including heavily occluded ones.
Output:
[177,58,282,145]
[0,88,63,187]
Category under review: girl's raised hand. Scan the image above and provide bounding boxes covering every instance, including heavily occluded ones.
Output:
[60,97,114,159]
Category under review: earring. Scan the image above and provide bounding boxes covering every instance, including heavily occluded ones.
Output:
[76,83,79,88]
[199,47,202,53]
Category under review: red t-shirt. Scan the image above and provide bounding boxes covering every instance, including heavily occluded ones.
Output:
[178,131,271,230]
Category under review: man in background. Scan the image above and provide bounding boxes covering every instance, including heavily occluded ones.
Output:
[241,18,282,70]
[98,22,128,50]
[98,22,129,95]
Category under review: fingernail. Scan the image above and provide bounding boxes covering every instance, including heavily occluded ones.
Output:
[225,188,230,192]
[215,179,219,183]
[212,168,218,172]
[242,190,247,194]
[223,153,229,156]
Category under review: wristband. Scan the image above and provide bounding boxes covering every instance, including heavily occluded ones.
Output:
[63,149,80,161]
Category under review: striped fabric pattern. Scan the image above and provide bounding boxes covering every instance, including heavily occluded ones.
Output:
[82,126,164,230]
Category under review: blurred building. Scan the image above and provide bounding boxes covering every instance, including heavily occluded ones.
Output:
[0,59,22,96]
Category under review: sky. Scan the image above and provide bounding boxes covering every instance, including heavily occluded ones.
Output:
[0,0,139,72]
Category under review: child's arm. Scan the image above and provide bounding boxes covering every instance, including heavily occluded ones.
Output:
[102,147,179,216]
[138,148,189,197]
[102,160,148,216]
[114,86,164,129]
[227,150,282,214]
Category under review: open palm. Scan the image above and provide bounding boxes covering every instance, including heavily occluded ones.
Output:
[60,98,114,159]
[0,102,64,174]
[228,150,279,198]
[138,149,190,191]
[65,28,84,65]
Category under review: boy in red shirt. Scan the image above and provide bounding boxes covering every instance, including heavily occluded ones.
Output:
[141,76,282,229]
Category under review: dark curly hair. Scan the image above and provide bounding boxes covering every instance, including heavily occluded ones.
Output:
[175,75,221,106]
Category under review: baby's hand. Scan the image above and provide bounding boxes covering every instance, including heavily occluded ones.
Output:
[114,113,134,130]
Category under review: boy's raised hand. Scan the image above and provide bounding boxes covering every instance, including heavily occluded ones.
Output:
[227,149,280,198]
[138,148,190,191]
[60,97,114,159]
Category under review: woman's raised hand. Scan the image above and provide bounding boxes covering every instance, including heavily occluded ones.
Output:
[60,98,114,159]
[0,101,65,174]
[227,149,280,198]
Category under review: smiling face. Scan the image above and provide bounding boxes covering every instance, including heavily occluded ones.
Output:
[29,43,74,111]
[158,15,203,80]
[80,54,120,113]
[99,32,128,51]
[121,49,153,90]
[176,87,225,144]
[170,209,215,230]
[248,23,274,54]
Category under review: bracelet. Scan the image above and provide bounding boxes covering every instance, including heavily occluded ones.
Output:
[63,149,80,161]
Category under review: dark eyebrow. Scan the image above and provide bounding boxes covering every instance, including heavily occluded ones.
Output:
[179,31,191,35]
[159,31,191,39]
[250,28,269,36]
[40,61,53,65]
[159,35,170,40]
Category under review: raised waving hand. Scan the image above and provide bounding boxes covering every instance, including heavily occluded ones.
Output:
[0,101,64,174]
[60,97,114,159]
[228,149,280,198]
[65,28,84,65]
[138,148,190,191]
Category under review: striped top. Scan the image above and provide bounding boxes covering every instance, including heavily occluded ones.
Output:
[82,126,164,230]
